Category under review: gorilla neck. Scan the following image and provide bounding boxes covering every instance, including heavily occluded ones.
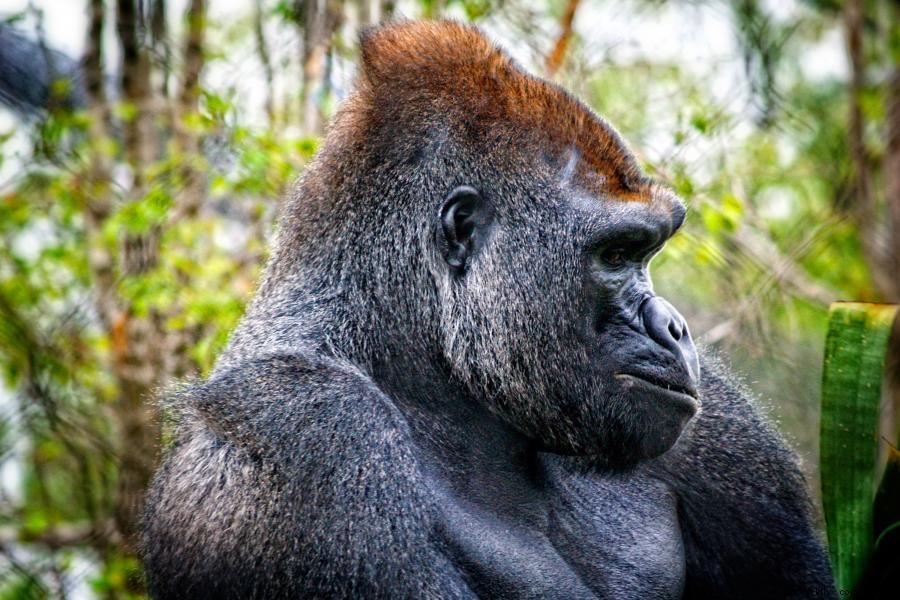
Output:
[371,352,550,518]
[237,282,547,506]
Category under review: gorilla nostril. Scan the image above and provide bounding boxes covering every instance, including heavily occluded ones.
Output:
[642,297,682,348]
[668,320,682,341]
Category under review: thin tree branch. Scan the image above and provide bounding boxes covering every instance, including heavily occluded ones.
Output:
[545,0,581,78]
[254,0,276,126]
[0,521,120,549]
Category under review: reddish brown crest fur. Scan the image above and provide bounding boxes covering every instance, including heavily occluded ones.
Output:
[354,20,654,202]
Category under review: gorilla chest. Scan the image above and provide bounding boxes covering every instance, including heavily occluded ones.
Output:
[431,464,685,599]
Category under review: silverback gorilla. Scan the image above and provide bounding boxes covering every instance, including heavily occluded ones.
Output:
[142,20,834,599]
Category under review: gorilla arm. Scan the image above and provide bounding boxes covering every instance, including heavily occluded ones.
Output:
[651,354,835,599]
[141,353,471,600]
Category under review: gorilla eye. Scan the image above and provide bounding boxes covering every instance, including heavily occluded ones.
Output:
[601,248,628,268]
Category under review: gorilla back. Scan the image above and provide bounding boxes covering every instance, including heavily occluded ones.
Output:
[141,20,834,599]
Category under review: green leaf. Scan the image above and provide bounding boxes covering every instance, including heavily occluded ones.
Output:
[0,574,48,600]
[820,302,899,592]
[689,111,710,134]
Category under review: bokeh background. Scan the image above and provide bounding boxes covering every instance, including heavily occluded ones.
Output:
[0,0,897,597]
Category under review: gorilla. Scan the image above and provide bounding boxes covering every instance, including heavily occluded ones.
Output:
[142,20,834,599]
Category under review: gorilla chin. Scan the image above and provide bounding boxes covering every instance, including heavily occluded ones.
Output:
[615,372,700,460]
[525,371,700,467]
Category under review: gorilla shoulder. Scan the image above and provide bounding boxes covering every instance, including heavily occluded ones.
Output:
[648,353,832,598]
[142,353,472,599]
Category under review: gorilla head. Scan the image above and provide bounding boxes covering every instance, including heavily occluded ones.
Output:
[253,21,700,467]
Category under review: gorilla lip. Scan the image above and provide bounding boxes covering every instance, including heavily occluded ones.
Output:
[614,373,699,407]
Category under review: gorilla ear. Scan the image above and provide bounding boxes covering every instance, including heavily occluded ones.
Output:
[439,186,494,276]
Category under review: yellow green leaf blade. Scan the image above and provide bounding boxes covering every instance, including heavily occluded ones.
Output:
[820,302,899,592]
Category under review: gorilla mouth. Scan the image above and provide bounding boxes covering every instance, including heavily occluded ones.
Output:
[615,372,700,407]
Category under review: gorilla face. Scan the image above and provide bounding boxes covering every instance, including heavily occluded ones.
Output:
[434,167,700,467]
[331,18,703,467]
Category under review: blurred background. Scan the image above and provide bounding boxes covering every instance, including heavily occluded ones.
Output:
[0,0,897,597]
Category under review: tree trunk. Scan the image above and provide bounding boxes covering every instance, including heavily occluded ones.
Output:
[883,1,900,456]
[885,66,900,299]
[175,0,207,219]
[151,0,171,97]
[254,0,276,126]
[179,0,206,117]
[113,0,163,545]
[298,0,343,135]
[381,0,395,19]
[117,0,155,177]
[82,0,115,328]
[843,0,896,300]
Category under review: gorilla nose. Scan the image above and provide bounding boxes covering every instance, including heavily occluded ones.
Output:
[641,296,701,386]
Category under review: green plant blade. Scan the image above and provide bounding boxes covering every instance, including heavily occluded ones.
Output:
[820,302,899,592]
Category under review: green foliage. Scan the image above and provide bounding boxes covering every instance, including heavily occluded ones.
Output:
[89,553,145,598]
[0,575,47,600]
[0,34,313,593]
[820,302,899,592]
